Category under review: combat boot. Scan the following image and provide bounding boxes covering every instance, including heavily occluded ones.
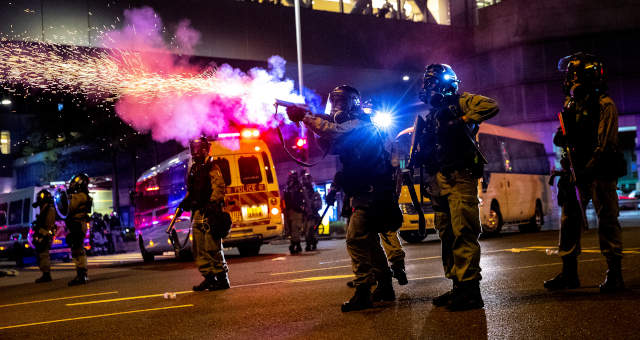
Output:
[391,261,408,285]
[372,277,396,302]
[193,274,216,291]
[68,269,89,286]
[447,280,484,312]
[432,282,457,307]
[346,280,355,288]
[289,243,298,255]
[310,241,317,251]
[544,256,580,290]
[305,243,312,252]
[341,284,373,312]
[35,272,52,283]
[294,242,303,253]
[599,257,624,293]
[211,272,231,291]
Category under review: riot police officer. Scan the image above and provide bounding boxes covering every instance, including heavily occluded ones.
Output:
[284,170,305,254]
[301,171,321,251]
[416,64,499,311]
[179,137,229,291]
[545,53,624,292]
[66,173,93,286]
[287,85,402,312]
[32,189,56,283]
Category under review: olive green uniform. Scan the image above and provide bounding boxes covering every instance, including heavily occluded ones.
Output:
[556,95,623,259]
[190,164,228,277]
[285,209,304,243]
[66,192,91,271]
[427,93,499,283]
[303,115,395,287]
[35,204,56,273]
[380,231,405,268]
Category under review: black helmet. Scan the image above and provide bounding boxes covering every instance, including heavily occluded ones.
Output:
[189,136,210,162]
[68,173,90,194]
[329,85,362,124]
[557,52,606,97]
[287,170,300,186]
[32,189,53,208]
[419,64,459,107]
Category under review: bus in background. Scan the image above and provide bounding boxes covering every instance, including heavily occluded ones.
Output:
[478,124,552,234]
[394,123,552,240]
[134,128,284,260]
[0,185,94,265]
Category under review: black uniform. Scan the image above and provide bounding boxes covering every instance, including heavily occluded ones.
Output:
[33,198,56,283]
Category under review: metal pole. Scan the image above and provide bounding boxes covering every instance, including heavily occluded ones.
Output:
[294,0,306,142]
[294,0,304,95]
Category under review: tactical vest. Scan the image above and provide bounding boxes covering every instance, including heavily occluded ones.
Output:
[69,192,92,221]
[284,183,305,213]
[187,158,214,211]
[336,122,394,197]
[561,97,599,170]
[424,96,482,175]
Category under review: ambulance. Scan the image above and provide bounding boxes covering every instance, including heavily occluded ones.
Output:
[134,127,284,260]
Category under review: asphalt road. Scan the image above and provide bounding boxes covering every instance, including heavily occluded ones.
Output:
[1,227,640,339]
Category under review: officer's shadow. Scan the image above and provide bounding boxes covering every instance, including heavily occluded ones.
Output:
[418,305,487,339]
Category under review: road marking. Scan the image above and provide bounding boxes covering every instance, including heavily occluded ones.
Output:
[66,291,193,306]
[0,291,119,309]
[288,274,353,282]
[501,246,640,255]
[270,265,351,276]
[0,304,194,330]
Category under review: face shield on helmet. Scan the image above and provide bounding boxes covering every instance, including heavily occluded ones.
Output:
[419,64,459,107]
[189,137,210,163]
[287,170,300,187]
[557,52,606,98]
[329,85,362,124]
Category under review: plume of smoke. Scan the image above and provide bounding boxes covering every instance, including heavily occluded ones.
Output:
[102,7,306,145]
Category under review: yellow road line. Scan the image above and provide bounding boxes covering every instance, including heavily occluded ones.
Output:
[0,291,118,309]
[66,291,193,306]
[270,265,351,276]
[0,304,193,330]
[288,274,353,283]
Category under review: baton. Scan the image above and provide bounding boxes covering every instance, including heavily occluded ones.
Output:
[313,204,332,231]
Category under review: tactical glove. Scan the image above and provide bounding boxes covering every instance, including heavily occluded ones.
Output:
[286,106,308,123]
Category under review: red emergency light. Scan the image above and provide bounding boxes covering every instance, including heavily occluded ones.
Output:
[295,137,307,148]
[241,128,260,139]
[146,186,159,191]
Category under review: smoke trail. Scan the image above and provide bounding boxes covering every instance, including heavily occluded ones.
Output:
[102,7,305,145]
[0,7,311,145]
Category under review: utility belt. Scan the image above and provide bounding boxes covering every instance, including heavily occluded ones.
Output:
[192,200,231,239]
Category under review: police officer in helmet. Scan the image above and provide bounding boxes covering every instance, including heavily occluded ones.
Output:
[287,85,401,312]
[284,170,305,254]
[179,137,229,291]
[417,64,499,311]
[66,173,93,286]
[32,189,56,283]
[545,53,624,292]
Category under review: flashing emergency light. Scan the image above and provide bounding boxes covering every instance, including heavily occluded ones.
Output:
[146,186,159,191]
[241,128,260,139]
[271,207,280,215]
[295,137,307,148]
[372,111,393,129]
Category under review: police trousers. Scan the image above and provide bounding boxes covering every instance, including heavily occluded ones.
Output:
[286,209,304,243]
[192,222,228,277]
[559,178,623,259]
[347,208,392,287]
[35,232,51,273]
[66,220,88,270]
[304,214,319,244]
[428,169,482,282]
[380,231,405,268]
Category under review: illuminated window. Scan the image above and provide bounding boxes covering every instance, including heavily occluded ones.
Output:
[477,0,501,9]
[0,131,9,155]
